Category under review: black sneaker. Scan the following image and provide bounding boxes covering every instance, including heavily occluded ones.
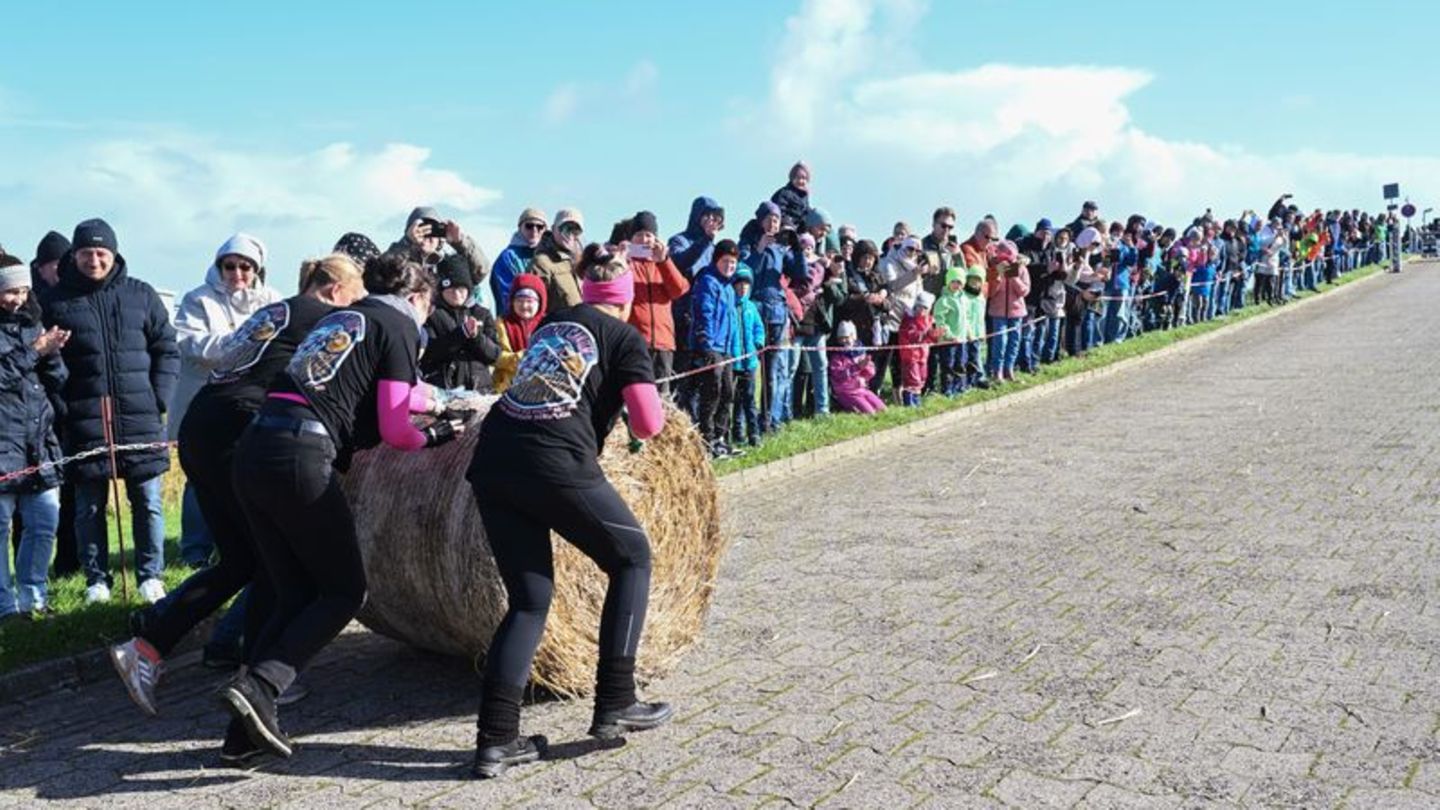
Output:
[217,672,292,758]
[472,735,547,779]
[219,718,269,769]
[589,701,674,740]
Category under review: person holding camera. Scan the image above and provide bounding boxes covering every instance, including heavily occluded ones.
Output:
[385,206,493,311]
[622,211,689,392]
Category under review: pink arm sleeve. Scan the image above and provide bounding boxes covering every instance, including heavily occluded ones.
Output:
[408,382,434,414]
[378,379,429,451]
[622,382,665,440]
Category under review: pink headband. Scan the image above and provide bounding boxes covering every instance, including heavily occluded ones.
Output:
[582,270,634,307]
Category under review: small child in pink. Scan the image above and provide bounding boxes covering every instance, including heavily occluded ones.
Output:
[828,320,886,415]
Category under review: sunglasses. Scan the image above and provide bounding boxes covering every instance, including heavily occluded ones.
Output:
[558,223,583,235]
[522,222,545,232]
[221,261,255,273]
[939,222,955,231]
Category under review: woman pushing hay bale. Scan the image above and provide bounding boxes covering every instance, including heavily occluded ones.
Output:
[345,399,722,697]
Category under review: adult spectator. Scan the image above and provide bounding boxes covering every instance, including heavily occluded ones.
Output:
[384,206,493,311]
[770,162,811,231]
[739,202,795,431]
[42,219,178,605]
[28,231,80,578]
[960,220,997,271]
[624,211,689,391]
[920,207,961,299]
[533,209,586,311]
[667,197,724,415]
[803,208,841,256]
[1066,201,1100,237]
[1019,219,1055,371]
[491,208,547,313]
[170,234,282,567]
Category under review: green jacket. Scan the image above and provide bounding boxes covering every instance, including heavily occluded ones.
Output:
[962,265,986,341]
[932,267,967,339]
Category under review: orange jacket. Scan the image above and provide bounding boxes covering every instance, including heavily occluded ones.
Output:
[627,256,690,351]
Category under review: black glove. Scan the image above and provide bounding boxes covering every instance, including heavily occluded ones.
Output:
[423,418,461,448]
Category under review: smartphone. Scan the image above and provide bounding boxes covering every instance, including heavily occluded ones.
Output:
[628,243,653,260]
[420,217,446,238]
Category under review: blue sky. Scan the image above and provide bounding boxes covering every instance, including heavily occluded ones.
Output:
[2,0,1434,293]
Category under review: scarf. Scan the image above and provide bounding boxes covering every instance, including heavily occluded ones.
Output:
[503,302,542,351]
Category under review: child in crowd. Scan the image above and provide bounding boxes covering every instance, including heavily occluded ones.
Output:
[828,321,886,414]
[728,267,765,447]
[0,258,68,620]
[931,267,968,396]
[898,291,942,407]
[961,266,988,389]
[421,254,501,392]
[1036,234,1068,363]
[493,274,548,393]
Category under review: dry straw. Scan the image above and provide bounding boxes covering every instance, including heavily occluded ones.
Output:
[343,400,725,697]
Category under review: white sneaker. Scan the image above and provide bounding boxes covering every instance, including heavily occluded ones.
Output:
[138,579,166,605]
[110,638,164,716]
[85,583,112,604]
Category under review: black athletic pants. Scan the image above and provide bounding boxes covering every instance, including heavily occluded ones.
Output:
[141,407,272,659]
[233,408,363,694]
[472,475,652,745]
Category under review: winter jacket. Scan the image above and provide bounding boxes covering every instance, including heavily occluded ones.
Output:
[962,268,987,341]
[627,254,689,352]
[421,300,500,392]
[798,263,847,338]
[385,231,493,312]
[668,197,723,348]
[688,265,736,354]
[769,183,809,231]
[879,251,924,333]
[0,302,67,493]
[1107,242,1137,295]
[490,236,537,313]
[985,264,1031,319]
[169,252,282,439]
[493,275,548,394]
[898,311,942,390]
[837,263,890,346]
[932,269,967,340]
[828,348,876,402]
[41,254,179,482]
[920,232,962,299]
[531,232,583,311]
[728,270,765,373]
[740,238,791,327]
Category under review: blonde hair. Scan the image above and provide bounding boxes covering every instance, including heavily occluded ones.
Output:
[297,253,363,295]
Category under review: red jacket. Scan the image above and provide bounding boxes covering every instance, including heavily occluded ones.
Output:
[627,257,689,351]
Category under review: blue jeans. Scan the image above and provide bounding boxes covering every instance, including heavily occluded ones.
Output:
[74,475,165,587]
[1102,297,1130,344]
[765,328,796,428]
[986,317,1023,376]
[1017,320,1037,372]
[179,482,214,566]
[796,333,830,414]
[1037,316,1063,362]
[0,488,59,615]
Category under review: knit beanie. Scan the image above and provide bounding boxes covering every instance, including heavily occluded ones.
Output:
[0,263,30,293]
[72,218,118,253]
[630,210,659,237]
[31,231,71,270]
[755,200,781,220]
[436,254,473,291]
[914,291,935,313]
[804,207,832,230]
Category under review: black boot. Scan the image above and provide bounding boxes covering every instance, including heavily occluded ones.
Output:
[217,670,292,757]
[219,717,268,768]
[589,701,675,740]
[472,735,548,779]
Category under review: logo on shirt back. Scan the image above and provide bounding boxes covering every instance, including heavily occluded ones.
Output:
[500,321,598,421]
[287,310,366,390]
[209,301,291,385]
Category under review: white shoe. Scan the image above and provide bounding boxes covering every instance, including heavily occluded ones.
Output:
[110,638,164,716]
[85,583,112,605]
[138,579,166,604]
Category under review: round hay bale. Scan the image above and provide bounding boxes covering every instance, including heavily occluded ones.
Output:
[343,400,725,697]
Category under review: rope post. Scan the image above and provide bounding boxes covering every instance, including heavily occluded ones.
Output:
[100,396,130,602]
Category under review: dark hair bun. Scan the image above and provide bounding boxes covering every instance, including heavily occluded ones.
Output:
[363,253,434,296]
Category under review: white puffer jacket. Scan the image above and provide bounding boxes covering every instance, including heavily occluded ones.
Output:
[167,233,282,438]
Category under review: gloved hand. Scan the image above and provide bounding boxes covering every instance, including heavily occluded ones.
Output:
[423,417,464,448]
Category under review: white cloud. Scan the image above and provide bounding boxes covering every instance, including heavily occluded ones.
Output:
[0,135,507,293]
[540,59,661,127]
[758,0,1436,230]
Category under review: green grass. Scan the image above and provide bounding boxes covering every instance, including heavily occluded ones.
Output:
[714,260,1388,476]
[0,258,1395,676]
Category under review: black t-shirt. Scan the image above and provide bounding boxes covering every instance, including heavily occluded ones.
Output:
[469,304,654,486]
[187,295,335,425]
[273,297,421,458]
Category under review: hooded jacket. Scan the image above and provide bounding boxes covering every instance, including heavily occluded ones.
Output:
[168,234,283,439]
[668,196,724,348]
[739,236,792,327]
[493,274,548,393]
[627,251,689,352]
[384,211,494,311]
[0,300,67,493]
[688,263,736,354]
[728,268,765,373]
[879,240,925,332]
[422,298,500,392]
[769,183,809,231]
[828,346,876,403]
[962,266,987,341]
[490,232,538,313]
[531,231,583,311]
[41,253,179,481]
[932,267,967,340]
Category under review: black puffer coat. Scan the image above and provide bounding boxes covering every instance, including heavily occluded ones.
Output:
[0,300,67,493]
[421,301,500,392]
[41,254,179,481]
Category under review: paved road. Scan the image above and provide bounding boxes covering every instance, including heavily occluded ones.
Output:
[3,263,1438,809]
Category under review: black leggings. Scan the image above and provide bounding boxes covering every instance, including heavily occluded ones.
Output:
[233,409,363,693]
[473,475,652,692]
[141,407,272,658]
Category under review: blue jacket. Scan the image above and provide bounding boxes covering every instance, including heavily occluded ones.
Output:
[668,196,723,348]
[0,302,67,493]
[41,253,179,482]
[689,264,735,354]
[1107,242,1137,294]
[739,237,791,326]
[728,268,765,372]
[490,241,536,313]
